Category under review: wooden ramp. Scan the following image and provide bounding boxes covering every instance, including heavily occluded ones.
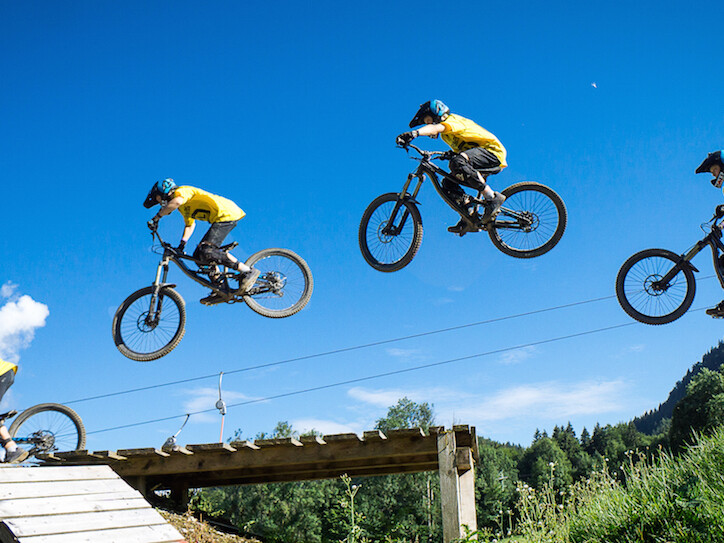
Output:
[0,465,185,543]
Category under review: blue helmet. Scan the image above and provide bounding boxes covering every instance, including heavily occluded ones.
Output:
[409,99,450,127]
[143,178,177,208]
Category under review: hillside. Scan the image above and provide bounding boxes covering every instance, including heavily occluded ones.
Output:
[159,510,259,543]
[632,340,724,434]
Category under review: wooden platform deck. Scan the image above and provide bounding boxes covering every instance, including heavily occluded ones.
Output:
[37,425,479,542]
[0,465,185,543]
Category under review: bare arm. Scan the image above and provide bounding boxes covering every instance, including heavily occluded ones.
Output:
[416,123,445,138]
[181,223,195,242]
[154,196,184,219]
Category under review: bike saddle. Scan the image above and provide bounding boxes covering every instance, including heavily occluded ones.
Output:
[0,410,17,422]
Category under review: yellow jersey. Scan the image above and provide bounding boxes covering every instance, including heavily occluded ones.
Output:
[173,186,245,227]
[440,114,507,168]
[0,358,17,377]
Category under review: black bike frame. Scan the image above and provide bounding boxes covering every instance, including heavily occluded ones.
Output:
[657,218,724,289]
[385,144,530,235]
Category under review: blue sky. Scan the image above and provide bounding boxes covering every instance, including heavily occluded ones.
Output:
[2,1,724,452]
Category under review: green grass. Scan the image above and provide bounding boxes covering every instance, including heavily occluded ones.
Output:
[460,427,724,543]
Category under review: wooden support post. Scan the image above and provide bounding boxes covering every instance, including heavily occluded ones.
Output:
[170,482,189,511]
[437,431,477,542]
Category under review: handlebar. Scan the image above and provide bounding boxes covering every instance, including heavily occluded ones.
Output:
[397,142,449,161]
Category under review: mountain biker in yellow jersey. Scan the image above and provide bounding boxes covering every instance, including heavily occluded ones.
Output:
[697,151,724,317]
[144,179,260,305]
[0,358,28,463]
[396,100,508,234]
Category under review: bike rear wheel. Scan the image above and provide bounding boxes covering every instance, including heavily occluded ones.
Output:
[616,248,696,325]
[243,248,313,318]
[359,192,423,272]
[9,403,86,460]
[488,182,567,258]
[112,286,186,361]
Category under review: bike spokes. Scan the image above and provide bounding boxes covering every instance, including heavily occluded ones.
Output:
[619,254,691,320]
[113,287,186,361]
[13,410,82,455]
[245,253,309,313]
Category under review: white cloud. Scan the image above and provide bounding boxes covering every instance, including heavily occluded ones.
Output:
[0,291,50,363]
[498,346,537,365]
[290,418,359,436]
[385,348,423,360]
[1,282,17,298]
[452,380,627,422]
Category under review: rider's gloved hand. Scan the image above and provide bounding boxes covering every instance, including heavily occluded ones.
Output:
[176,240,186,254]
[396,130,418,146]
[147,216,160,231]
[439,150,455,161]
[715,204,724,219]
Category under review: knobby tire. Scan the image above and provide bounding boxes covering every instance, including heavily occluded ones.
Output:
[615,248,696,325]
[488,182,567,258]
[243,248,313,318]
[112,286,186,362]
[9,403,86,459]
[359,192,423,272]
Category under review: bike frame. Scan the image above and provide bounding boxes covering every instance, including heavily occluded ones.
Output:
[656,217,724,289]
[386,144,531,235]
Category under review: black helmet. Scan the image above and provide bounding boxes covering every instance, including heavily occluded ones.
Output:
[409,99,450,128]
[143,178,177,208]
[695,150,723,174]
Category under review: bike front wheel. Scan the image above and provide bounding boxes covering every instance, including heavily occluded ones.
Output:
[9,403,86,460]
[488,182,567,258]
[616,248,696,325]
[243,248,313,318]
[112,286,186,361]
[359,192,423,272]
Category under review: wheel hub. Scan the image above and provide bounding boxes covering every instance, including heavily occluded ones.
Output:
[518,211,539,232]
[137,312,158,332]
[31,430,56,453]
[643,275,668,296]
[377,221,397,243]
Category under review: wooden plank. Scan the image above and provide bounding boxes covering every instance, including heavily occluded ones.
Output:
[455,447,472,472]
[7,509,164,537]
[0,494,147,518]
[116,448,170,458]
[321,433,362,442]
[0,478,132,500]
[228,440,260,450]
[254,437,302,448]
[363,430,387,441]
[185,443,236,453]
[0,466,118,483]
[16,523,184,543]
[299,435,326,445]
[90,451,127,461]
[387,428,426,438]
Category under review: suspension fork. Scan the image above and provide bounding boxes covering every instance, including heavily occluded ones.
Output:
[146,256,171,323]
[382,173,424,236]
[657,240,705,286]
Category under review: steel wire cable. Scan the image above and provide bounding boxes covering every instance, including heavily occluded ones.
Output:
[83,308,711,437]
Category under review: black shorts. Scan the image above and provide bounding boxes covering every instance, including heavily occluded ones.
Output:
[200,221,238,247]
[0,369,15,404]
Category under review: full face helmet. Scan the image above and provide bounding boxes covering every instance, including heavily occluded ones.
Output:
[143,178,177,208]
[696,151,724,189]
[409,99,450,128]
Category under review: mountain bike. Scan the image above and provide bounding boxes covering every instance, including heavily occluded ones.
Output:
[359,143,567,272]
[616,207,724,324]
[112,228,313,362]
[0,403,85,461]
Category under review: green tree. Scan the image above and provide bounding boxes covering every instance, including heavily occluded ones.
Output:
[518,437,573,491]
[375,397,434,433]
[670,365,724,452]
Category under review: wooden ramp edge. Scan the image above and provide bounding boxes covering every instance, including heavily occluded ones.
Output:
[0,465,186,543]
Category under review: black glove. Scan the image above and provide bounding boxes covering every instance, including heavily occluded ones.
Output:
[396,130,418,146]
[176,240,186,253]
[439,150,455,161]
[147,216,160,231]
[715,205,724,219]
